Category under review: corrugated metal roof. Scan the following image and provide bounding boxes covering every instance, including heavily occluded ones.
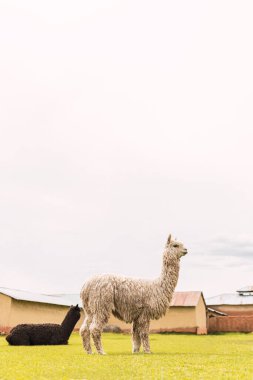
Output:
[170,291,203,307]
[0,287,81,307]
[206,293,253,306]
[0,287,203,308]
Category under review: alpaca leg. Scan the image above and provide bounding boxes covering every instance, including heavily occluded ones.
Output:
[80,315,93,354]
[90,316,108,355]
[139,318,151,353]
[132,321,141,353]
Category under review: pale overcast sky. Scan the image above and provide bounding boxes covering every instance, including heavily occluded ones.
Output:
[0,0,253,298]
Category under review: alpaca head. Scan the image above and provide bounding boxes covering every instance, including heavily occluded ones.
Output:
[61,304,81,337]
[66,304,81,323]
[165,234,188,259]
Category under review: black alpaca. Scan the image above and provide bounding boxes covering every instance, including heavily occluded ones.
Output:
[6,305,81,346]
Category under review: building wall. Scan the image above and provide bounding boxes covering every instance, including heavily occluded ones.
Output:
[0,298,85,333]
[0,293,12,332]
[195,297,207,334]
[150,307,197,333]
[108,305,207,334]
[209,315,253,332]
[208,304,253,332]
[208,304,253,316]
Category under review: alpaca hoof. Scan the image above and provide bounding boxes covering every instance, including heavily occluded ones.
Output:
[133,349,140,354]
[144,351,152,354]
[98,351,106,355]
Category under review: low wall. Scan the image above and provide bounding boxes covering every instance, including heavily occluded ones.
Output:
[209,316,253,333]
[0,326,11,334]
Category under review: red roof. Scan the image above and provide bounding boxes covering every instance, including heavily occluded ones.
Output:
[170,291,204,307]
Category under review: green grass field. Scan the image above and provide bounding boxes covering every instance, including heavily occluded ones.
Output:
[0,332,253,380]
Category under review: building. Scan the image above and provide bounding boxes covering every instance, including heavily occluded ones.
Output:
[0,287,207,334]
[206,286,253,332]
[0,287,84,334]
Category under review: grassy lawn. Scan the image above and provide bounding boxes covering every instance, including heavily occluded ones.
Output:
[0,333,253,380]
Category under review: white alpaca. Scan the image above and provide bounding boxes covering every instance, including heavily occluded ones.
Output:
[80,234,187,354]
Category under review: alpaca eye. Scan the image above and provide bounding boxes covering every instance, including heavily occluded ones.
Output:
[173,244,179,248]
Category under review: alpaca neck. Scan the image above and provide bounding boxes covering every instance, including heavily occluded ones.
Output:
[61,312,79,340]
[158,251,180,302]
[147,250,180,320]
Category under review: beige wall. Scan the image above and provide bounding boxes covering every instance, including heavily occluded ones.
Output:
[9,300,69,326]
[0,293,12,329]
[195,297,207,334]
[0,297,85,332]
[150,307,196,332]
[108,303,207,334]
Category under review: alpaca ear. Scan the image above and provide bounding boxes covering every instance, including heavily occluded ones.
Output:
[75,304,79,309]
[167,234,172,245]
